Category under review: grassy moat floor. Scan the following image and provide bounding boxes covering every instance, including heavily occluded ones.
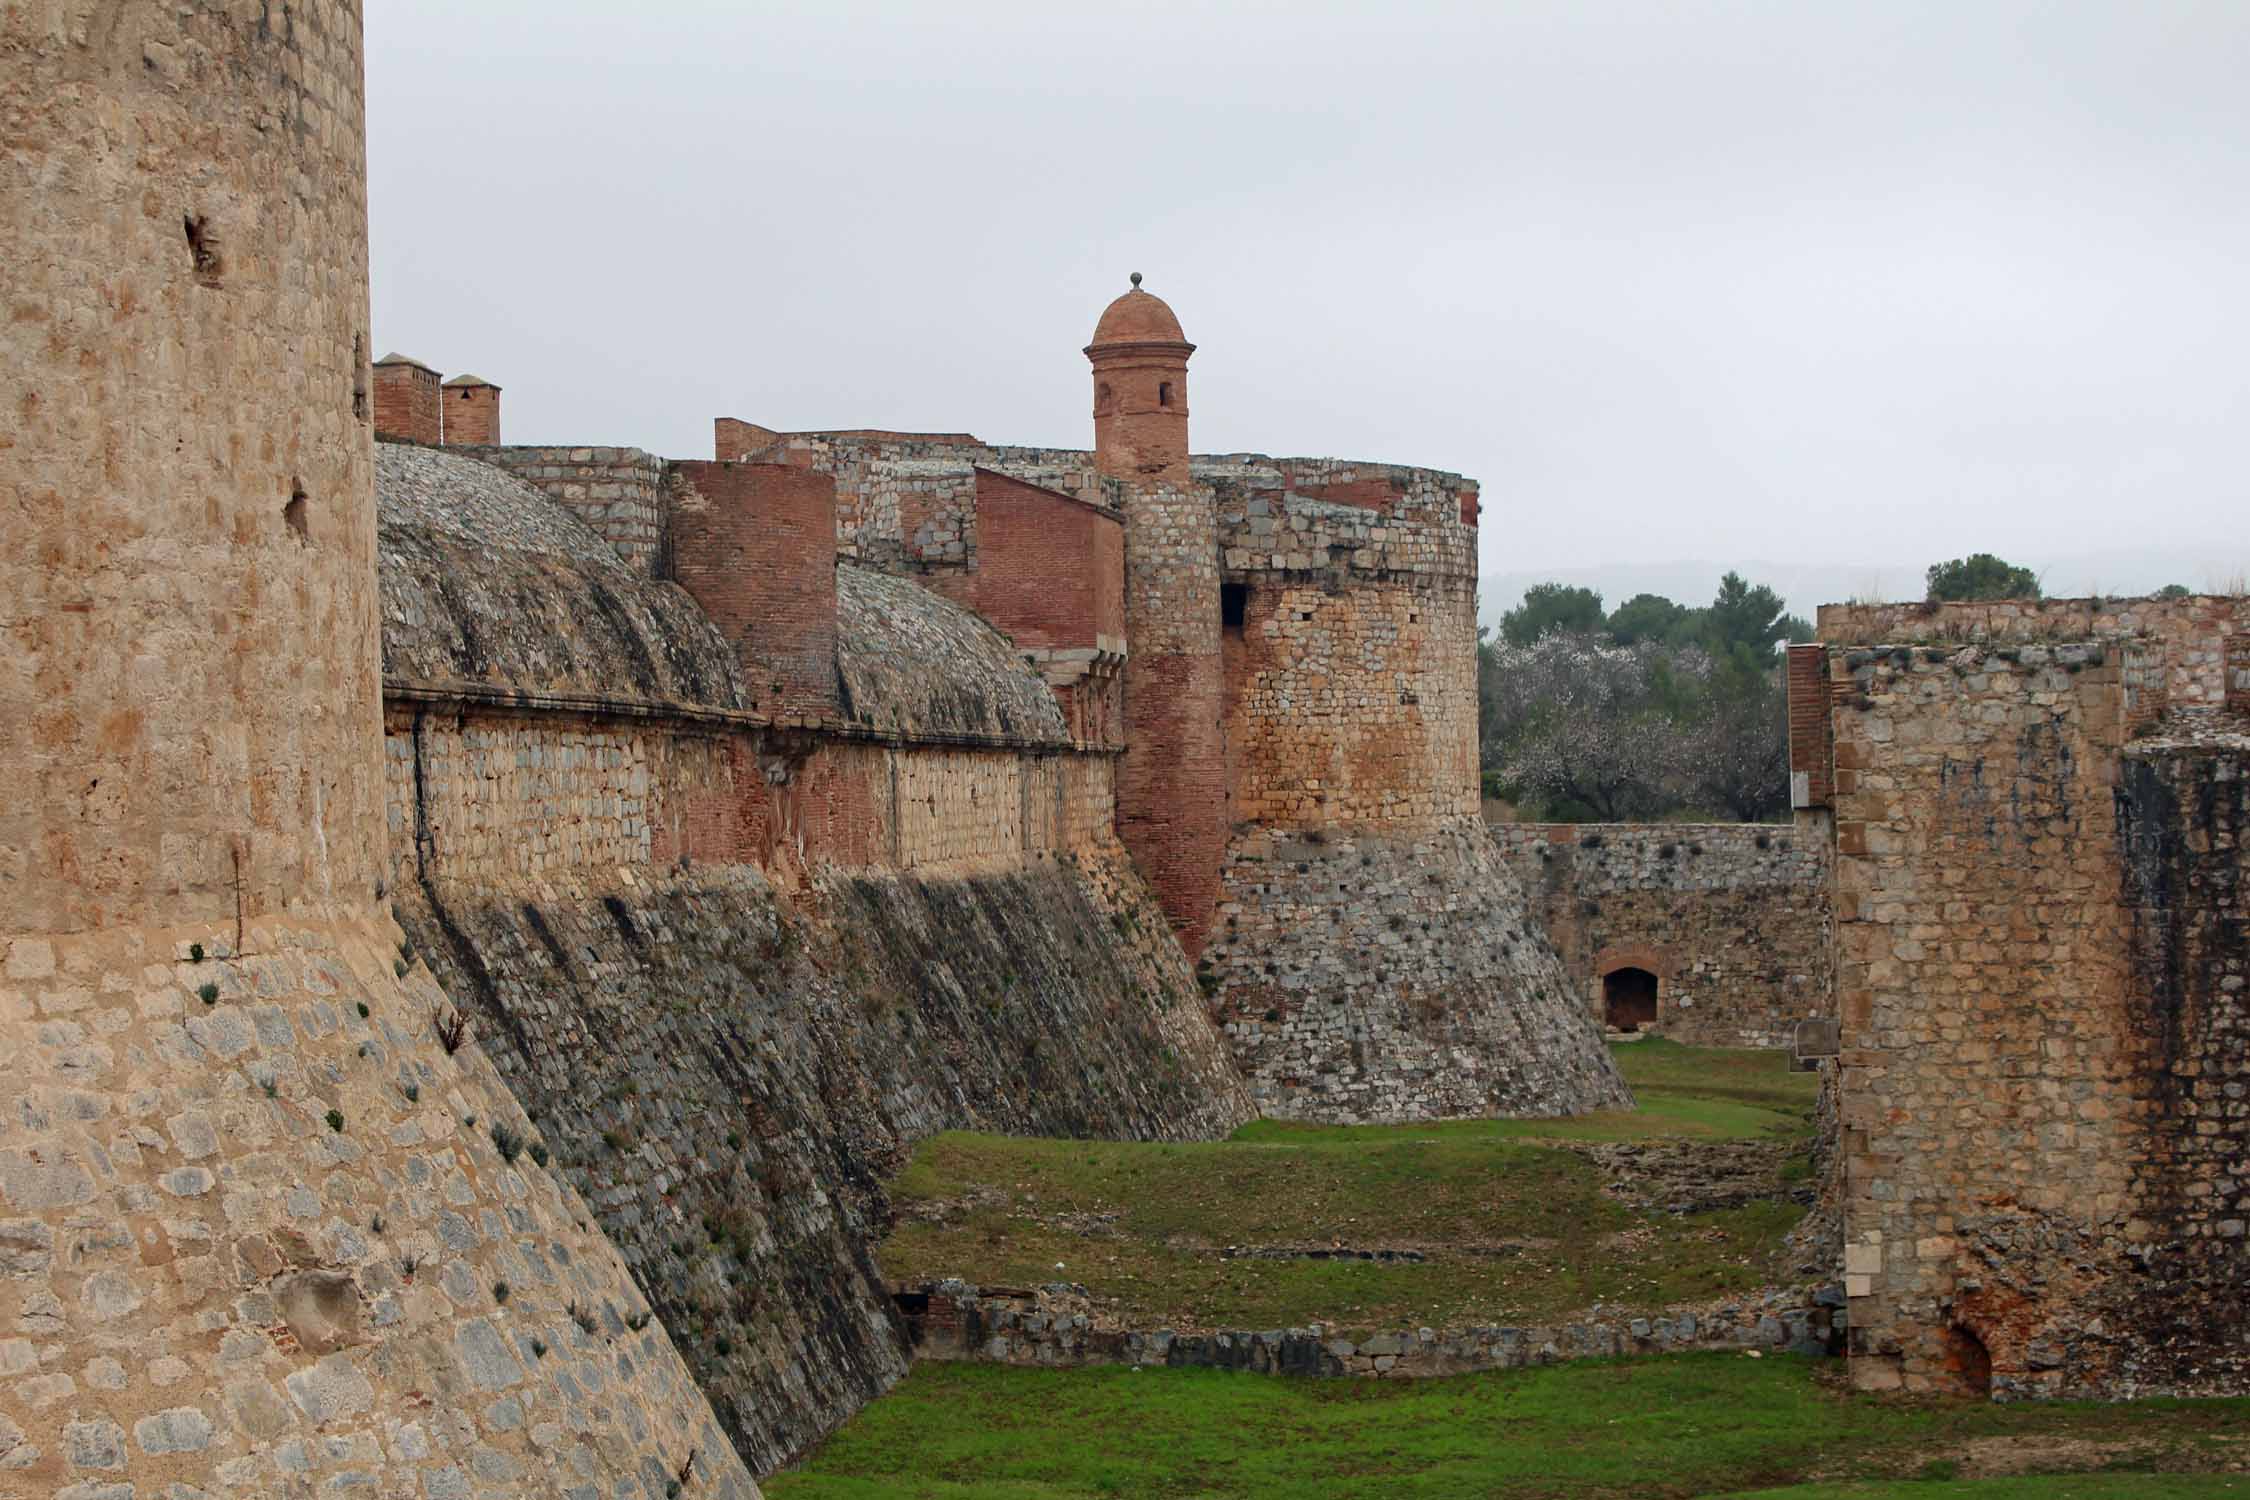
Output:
[766,1356,2250,1498]
[876,1039,1821,1334]
[767,1044,2250,1498]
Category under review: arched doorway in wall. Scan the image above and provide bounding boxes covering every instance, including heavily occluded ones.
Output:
[1603,967,1658,1032]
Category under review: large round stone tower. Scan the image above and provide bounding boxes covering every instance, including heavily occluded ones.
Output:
[1,8,755,1493]
[1091,277,1230,956]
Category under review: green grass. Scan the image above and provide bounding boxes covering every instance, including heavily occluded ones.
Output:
[767,1355,2250,1499]
[1726,1482,2249,1499]
[876,1041,1820,1333]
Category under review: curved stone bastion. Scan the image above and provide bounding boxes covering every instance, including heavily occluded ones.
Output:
[1,6,756,1494]
[0,916,756,1499]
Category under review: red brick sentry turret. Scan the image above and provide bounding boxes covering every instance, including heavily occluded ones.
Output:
[1091,276,1227,957]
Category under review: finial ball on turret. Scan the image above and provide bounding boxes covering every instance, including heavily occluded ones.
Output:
[1130,272,1143,288]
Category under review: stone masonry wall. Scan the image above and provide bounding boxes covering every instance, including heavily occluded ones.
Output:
[3,7,758,1495]
[3,0,386,934]
[2111,732,2250,1395]
[900,1279,1843,1376]
[1829,641,2143,1396]
[1817,596,2250,711]
[0,913,756,1499]
[1202,822,1632,1121]
[450,445,667,574]
[384,709,1116,890]
[1489,822,1833,1047]
[1207,459,1480,584]
[394,850,1252,1474]
[1223,574,1479,829]
[1821,613,2250,1399]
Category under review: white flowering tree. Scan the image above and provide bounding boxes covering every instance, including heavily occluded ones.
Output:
[1480,634,1705,821]
[1682,651,1791,821]
[1478,630,1790,823]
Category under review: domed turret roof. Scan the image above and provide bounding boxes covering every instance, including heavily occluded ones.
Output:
[1090,274,1189,347]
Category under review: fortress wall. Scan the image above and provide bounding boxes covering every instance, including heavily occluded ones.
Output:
[380,409,1230,1474]
[1211,462,1479,831]
[382,707,735,888]
[383,706,1117,888]
[1222,574,1480,828]
[1194,458,1629,1118]
[0,911,757,1500]
[1,0,386,935]
[669,463,840,725]
[1117,482,1230,956]
[1200,823,1633,1122]
[1816,596,2250,709]
[1828,643,2144,1395]
[1489,822,1833,1047]
[2115,736,2250,1395]
[965,470,1127,655]
[1208,461,1481,583]
[1811,603,2250,1399]
[728,433,994,566]
[390,834,1250,1473]
[1,6,759,1496]
[447,445,667,574]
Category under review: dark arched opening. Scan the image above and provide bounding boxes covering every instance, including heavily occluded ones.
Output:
[1944,1323,1994,1397]
[1603,967,1658,1032]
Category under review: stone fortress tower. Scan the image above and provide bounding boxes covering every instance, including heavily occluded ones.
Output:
[698,278,1630,1124]
[1,6,755,1495]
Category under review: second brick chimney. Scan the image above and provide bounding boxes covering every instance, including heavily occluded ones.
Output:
[441,374,501,446]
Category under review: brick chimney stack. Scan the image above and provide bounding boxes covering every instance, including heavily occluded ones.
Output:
[441,373,501,446]
[372,353,440,444]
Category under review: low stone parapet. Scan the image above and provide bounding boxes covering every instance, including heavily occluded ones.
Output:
[896,1280,1845,1378]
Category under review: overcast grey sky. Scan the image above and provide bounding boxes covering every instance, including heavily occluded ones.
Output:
[367,1,2249,618]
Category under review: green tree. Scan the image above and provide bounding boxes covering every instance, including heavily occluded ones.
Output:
[1499,582,1604,647]
[1700,572,1797,656]
[2156,583,2192,599]
[1605,592,1696,647]
[1926,553,2041,602]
